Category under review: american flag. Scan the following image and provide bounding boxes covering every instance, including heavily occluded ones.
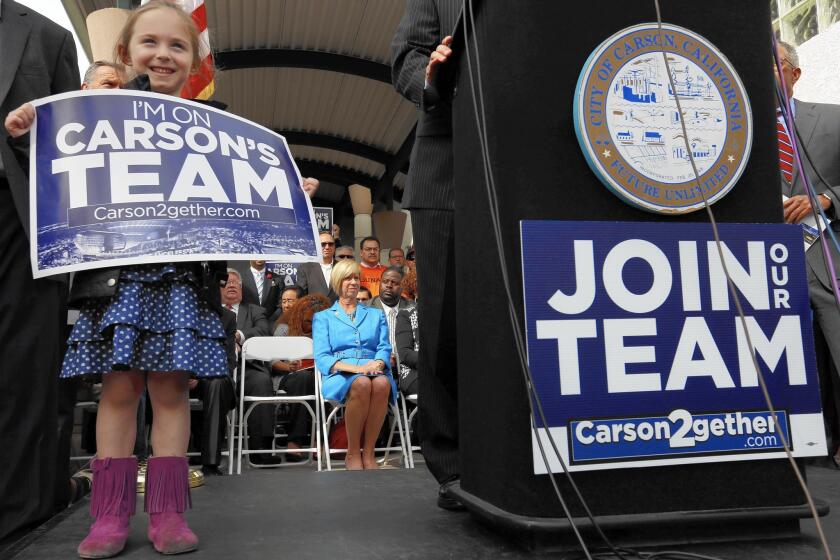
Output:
[140,0,215,100]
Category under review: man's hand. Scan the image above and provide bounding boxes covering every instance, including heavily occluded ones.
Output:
[302,177,319,198]
[425,36,453,85]
[783,194,830,224]
[4,103,35,138]
[187,379,199,390]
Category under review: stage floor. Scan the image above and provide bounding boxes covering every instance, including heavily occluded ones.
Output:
[7,464,840,559]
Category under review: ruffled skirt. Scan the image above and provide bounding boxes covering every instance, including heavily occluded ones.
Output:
[60,264,227,378]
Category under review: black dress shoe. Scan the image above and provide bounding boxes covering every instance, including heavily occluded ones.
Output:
[201,465,225,476]
[437,480,466,511]
[250,453,283,466]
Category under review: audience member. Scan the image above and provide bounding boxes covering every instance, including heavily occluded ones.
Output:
[396,304,420,396]
[359,236,387,297]
[370,266,416,370]
[405,246,416,272]
[233,260,283,319]
[357,286,372,305]
[271,294,331,460]
[296,231,337,299]
[221,269,278,464]
[81,61,125,90]
[0,0,79,541]
[314,260,397,470]
[188,307,237,476]
[302,176,320,197]
[332,222,342,247]
[272,286,303,333]
[388,247,406,272]
[401,267,418,301]
[335,245,355,262]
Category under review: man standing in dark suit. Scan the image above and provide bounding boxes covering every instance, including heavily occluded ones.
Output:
[232,259,283,319]
[221,269,278,463]
[777,40,840,465]
[0,0,79,540]
[296,231,337,300]
[392,0,463,509]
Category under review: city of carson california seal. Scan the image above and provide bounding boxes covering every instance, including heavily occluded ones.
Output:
[573,23,752,214]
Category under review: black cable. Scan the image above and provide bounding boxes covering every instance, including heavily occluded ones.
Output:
[459,5,596,560]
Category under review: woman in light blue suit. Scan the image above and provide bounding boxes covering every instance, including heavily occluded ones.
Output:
[314,259,397,470]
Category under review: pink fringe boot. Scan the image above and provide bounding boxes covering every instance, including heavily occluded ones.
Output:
[144,456,198,555]
[77,457,138,559]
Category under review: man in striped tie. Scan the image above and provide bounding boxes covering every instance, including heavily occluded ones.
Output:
[775,40,840,468]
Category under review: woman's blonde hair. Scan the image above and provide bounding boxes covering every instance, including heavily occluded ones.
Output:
[330,259,361,296]
[114,0,203,77]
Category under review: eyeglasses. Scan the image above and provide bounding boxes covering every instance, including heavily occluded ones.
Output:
[335,254,354,260]
[281,298,298,305]
[406,253,415,261]
[321,242,335,247]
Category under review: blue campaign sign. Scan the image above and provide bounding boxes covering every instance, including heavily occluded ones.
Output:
[521,221,826,473]
[29,90,321,278]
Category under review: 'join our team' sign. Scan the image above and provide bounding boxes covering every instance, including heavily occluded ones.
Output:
[521,221,826,473]
[30,90,321,278]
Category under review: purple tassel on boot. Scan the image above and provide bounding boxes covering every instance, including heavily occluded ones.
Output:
[144,456,198,555]
[78,457,138,559]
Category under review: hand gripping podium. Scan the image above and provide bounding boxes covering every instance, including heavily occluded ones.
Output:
[447,0,828,549]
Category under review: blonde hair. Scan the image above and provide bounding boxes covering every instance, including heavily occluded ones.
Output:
[115,0,203,77]
[330,259,361,296]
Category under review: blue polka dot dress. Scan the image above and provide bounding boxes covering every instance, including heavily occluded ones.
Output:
[61,264,227,378]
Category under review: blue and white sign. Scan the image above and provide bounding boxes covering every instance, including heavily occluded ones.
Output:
[521,221,826,473]
[30,90,321,278]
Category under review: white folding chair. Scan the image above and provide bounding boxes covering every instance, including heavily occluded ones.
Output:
[230,337,321,474]
[320,385,409,471]
[403,393,420,467]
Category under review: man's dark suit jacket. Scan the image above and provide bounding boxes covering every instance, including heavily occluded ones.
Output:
[787,99,840,455]
[232,261,282,319]
[236,301,271,343]
[296,261,336,299]
[0,0,79,238]
[391,0,461,211]
[0,0,79,541]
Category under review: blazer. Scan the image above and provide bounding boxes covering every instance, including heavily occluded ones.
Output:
[295,261,336,300]
[313,301,397,404]
[391,0,461,210]
[787,100,840,291]
[785,99,840,200]
[0,0,79,237]
[232,261,282,318]
[235,302,270,341]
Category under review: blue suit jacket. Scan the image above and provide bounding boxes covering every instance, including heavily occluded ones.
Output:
[313,301,396,404]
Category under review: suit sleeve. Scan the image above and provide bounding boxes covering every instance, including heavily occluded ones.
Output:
[395,310,418,368]
[373,310,392,372]
[313,312,338,376]
[391,0,442,112]
[295,264,309,293]
[242,305,270,339]
[51,29,80,95]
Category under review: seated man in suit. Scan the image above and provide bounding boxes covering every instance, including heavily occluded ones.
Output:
[188,307,237,475]
[296,231,337,300]
[232,259,283,319]
[370,266,416,370]
[221,269,279,464]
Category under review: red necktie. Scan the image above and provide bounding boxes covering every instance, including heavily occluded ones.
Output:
[777,110,794,183]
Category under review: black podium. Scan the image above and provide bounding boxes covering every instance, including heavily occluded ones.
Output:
[448,0,828,549]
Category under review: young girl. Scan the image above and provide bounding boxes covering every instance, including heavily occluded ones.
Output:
[6,2,224,557]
